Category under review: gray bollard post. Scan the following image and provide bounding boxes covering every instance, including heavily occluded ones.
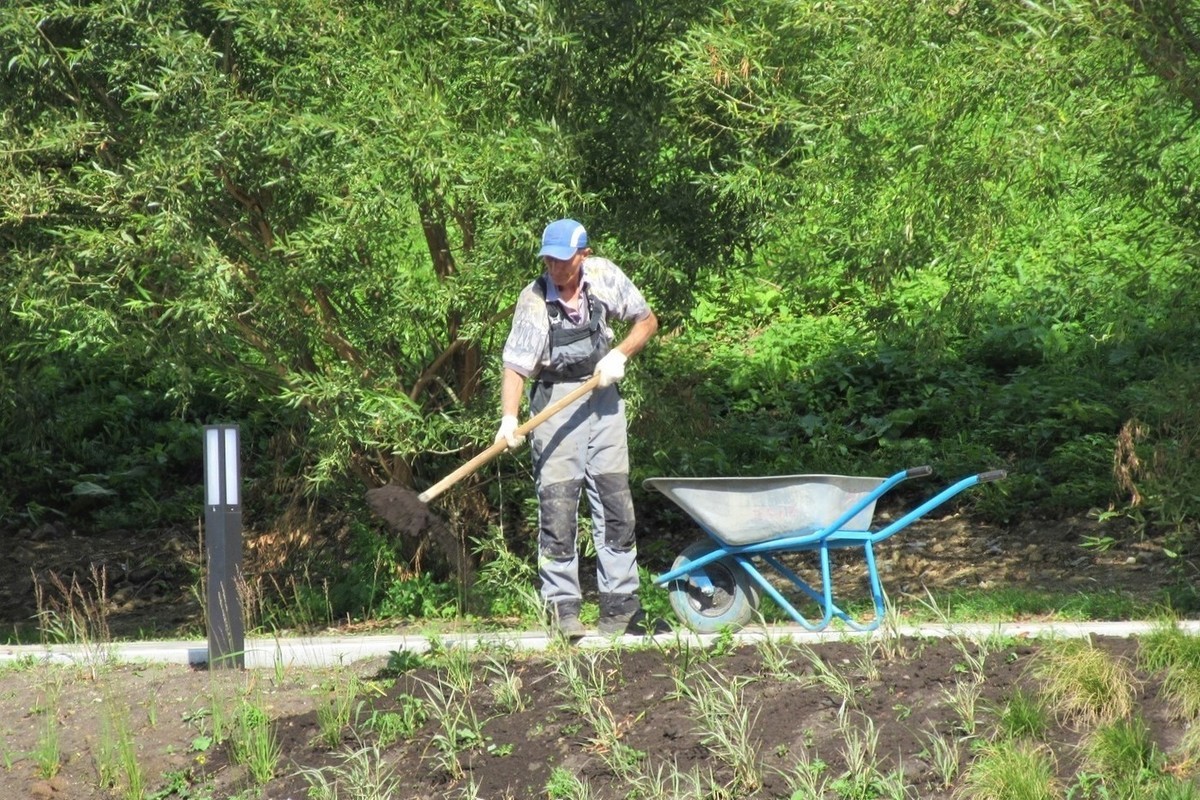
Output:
[203,424,244,669]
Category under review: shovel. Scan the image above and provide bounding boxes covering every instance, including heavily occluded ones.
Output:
[417,373,602,502]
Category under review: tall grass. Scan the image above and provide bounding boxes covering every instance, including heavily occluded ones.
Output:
[991,688,1050,741]
[299,745,402,800]
[1031,638,1137,727]
[33,567,114,680]
[960,740,1059,800]
[31,676,62,779]
[228,696,281,785]
[96,695,144,800]
[673,664,761,793]
[315,670,362,749]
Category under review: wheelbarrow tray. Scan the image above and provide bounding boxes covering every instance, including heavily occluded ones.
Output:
[647,466,1006,633]
[642,473,885,547]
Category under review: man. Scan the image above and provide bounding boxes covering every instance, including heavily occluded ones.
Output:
[496,218,659,637]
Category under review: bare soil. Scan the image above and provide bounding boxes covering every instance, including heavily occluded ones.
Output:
[0,510,1193,799]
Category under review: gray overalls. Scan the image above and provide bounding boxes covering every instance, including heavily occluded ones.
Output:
[529,278,640,623]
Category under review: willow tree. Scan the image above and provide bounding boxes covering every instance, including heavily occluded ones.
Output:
[0,0,769,526]
[641,1,1200,548]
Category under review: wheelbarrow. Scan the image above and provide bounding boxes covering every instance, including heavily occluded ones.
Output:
[646,466,1007,633]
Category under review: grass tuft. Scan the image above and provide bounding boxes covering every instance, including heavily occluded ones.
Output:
[992,687,1050,741]
[1083,716,1160,786]
[299,744,401,800]
[1031,638,1137,727]
[960,739,1059,800]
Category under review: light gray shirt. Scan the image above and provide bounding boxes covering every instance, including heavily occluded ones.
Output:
[502,257,651,378]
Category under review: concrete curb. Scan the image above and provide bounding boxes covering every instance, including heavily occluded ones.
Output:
[2,620,1198,669]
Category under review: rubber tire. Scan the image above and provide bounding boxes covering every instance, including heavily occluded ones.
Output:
[667,539,759,635]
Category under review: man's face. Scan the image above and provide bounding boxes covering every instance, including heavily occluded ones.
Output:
[543,250,584,289]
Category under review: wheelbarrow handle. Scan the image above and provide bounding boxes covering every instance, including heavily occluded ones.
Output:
[906,465,933,478]
[978,469,1008,483]
[417,374,603,503]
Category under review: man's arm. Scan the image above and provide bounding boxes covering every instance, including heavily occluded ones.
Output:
[495,366,529,448]
[499,366,527,418]
[614,309,658,358]
[594,309,658,388]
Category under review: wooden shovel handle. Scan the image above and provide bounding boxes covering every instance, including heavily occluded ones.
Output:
[418,374,602,503]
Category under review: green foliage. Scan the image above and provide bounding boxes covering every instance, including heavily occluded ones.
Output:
[545,766,589,800]
[3,0,1200,596]
[961,739,1059,800]
[994,688,1050,742]
[1084,716,1162,796]
[376,573,458,621]
[379,649,427,679]
[1032,639,1137,728]
[363,698,426,748]
[912,588,1150,624]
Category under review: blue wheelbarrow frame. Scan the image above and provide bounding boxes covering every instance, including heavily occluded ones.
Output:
[648,466,1007,633]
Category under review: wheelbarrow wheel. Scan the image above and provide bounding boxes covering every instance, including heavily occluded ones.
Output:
[668,539,759,634]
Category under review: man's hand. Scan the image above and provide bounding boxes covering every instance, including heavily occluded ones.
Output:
[495,415,525,449]
[595,350,627,388]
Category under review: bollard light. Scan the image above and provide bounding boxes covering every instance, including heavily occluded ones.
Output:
[203,424,244,669]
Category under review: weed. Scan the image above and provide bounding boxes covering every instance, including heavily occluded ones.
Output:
[380,648,427,678]
[314,671,362,749]
[33,566,114,680]
[471,525,542,622]
[228,697,281,785]
[96,694,144,799]
[545,765,594,799]
[778,746,829,797]
[363,694,426,746]
[31,678,61,779]
[709,626,738,658]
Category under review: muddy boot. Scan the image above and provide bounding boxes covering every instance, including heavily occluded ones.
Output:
[598,593,643,636]
[548,599,585,640]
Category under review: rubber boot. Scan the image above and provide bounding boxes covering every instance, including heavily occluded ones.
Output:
[597,593,642,636]
[549,598,585,640]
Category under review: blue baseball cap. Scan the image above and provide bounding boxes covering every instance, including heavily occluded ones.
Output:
[537,218,588,260]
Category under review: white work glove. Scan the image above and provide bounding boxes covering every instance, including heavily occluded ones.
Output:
[495,414,525,449]
[595,350,627,388]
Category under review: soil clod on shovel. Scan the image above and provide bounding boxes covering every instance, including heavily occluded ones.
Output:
[365,375,602,579]
[365,483,472,584]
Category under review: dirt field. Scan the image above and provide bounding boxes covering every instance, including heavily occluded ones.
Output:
[0,510,1194,798]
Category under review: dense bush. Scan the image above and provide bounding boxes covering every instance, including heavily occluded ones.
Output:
[2,0,1199,609]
